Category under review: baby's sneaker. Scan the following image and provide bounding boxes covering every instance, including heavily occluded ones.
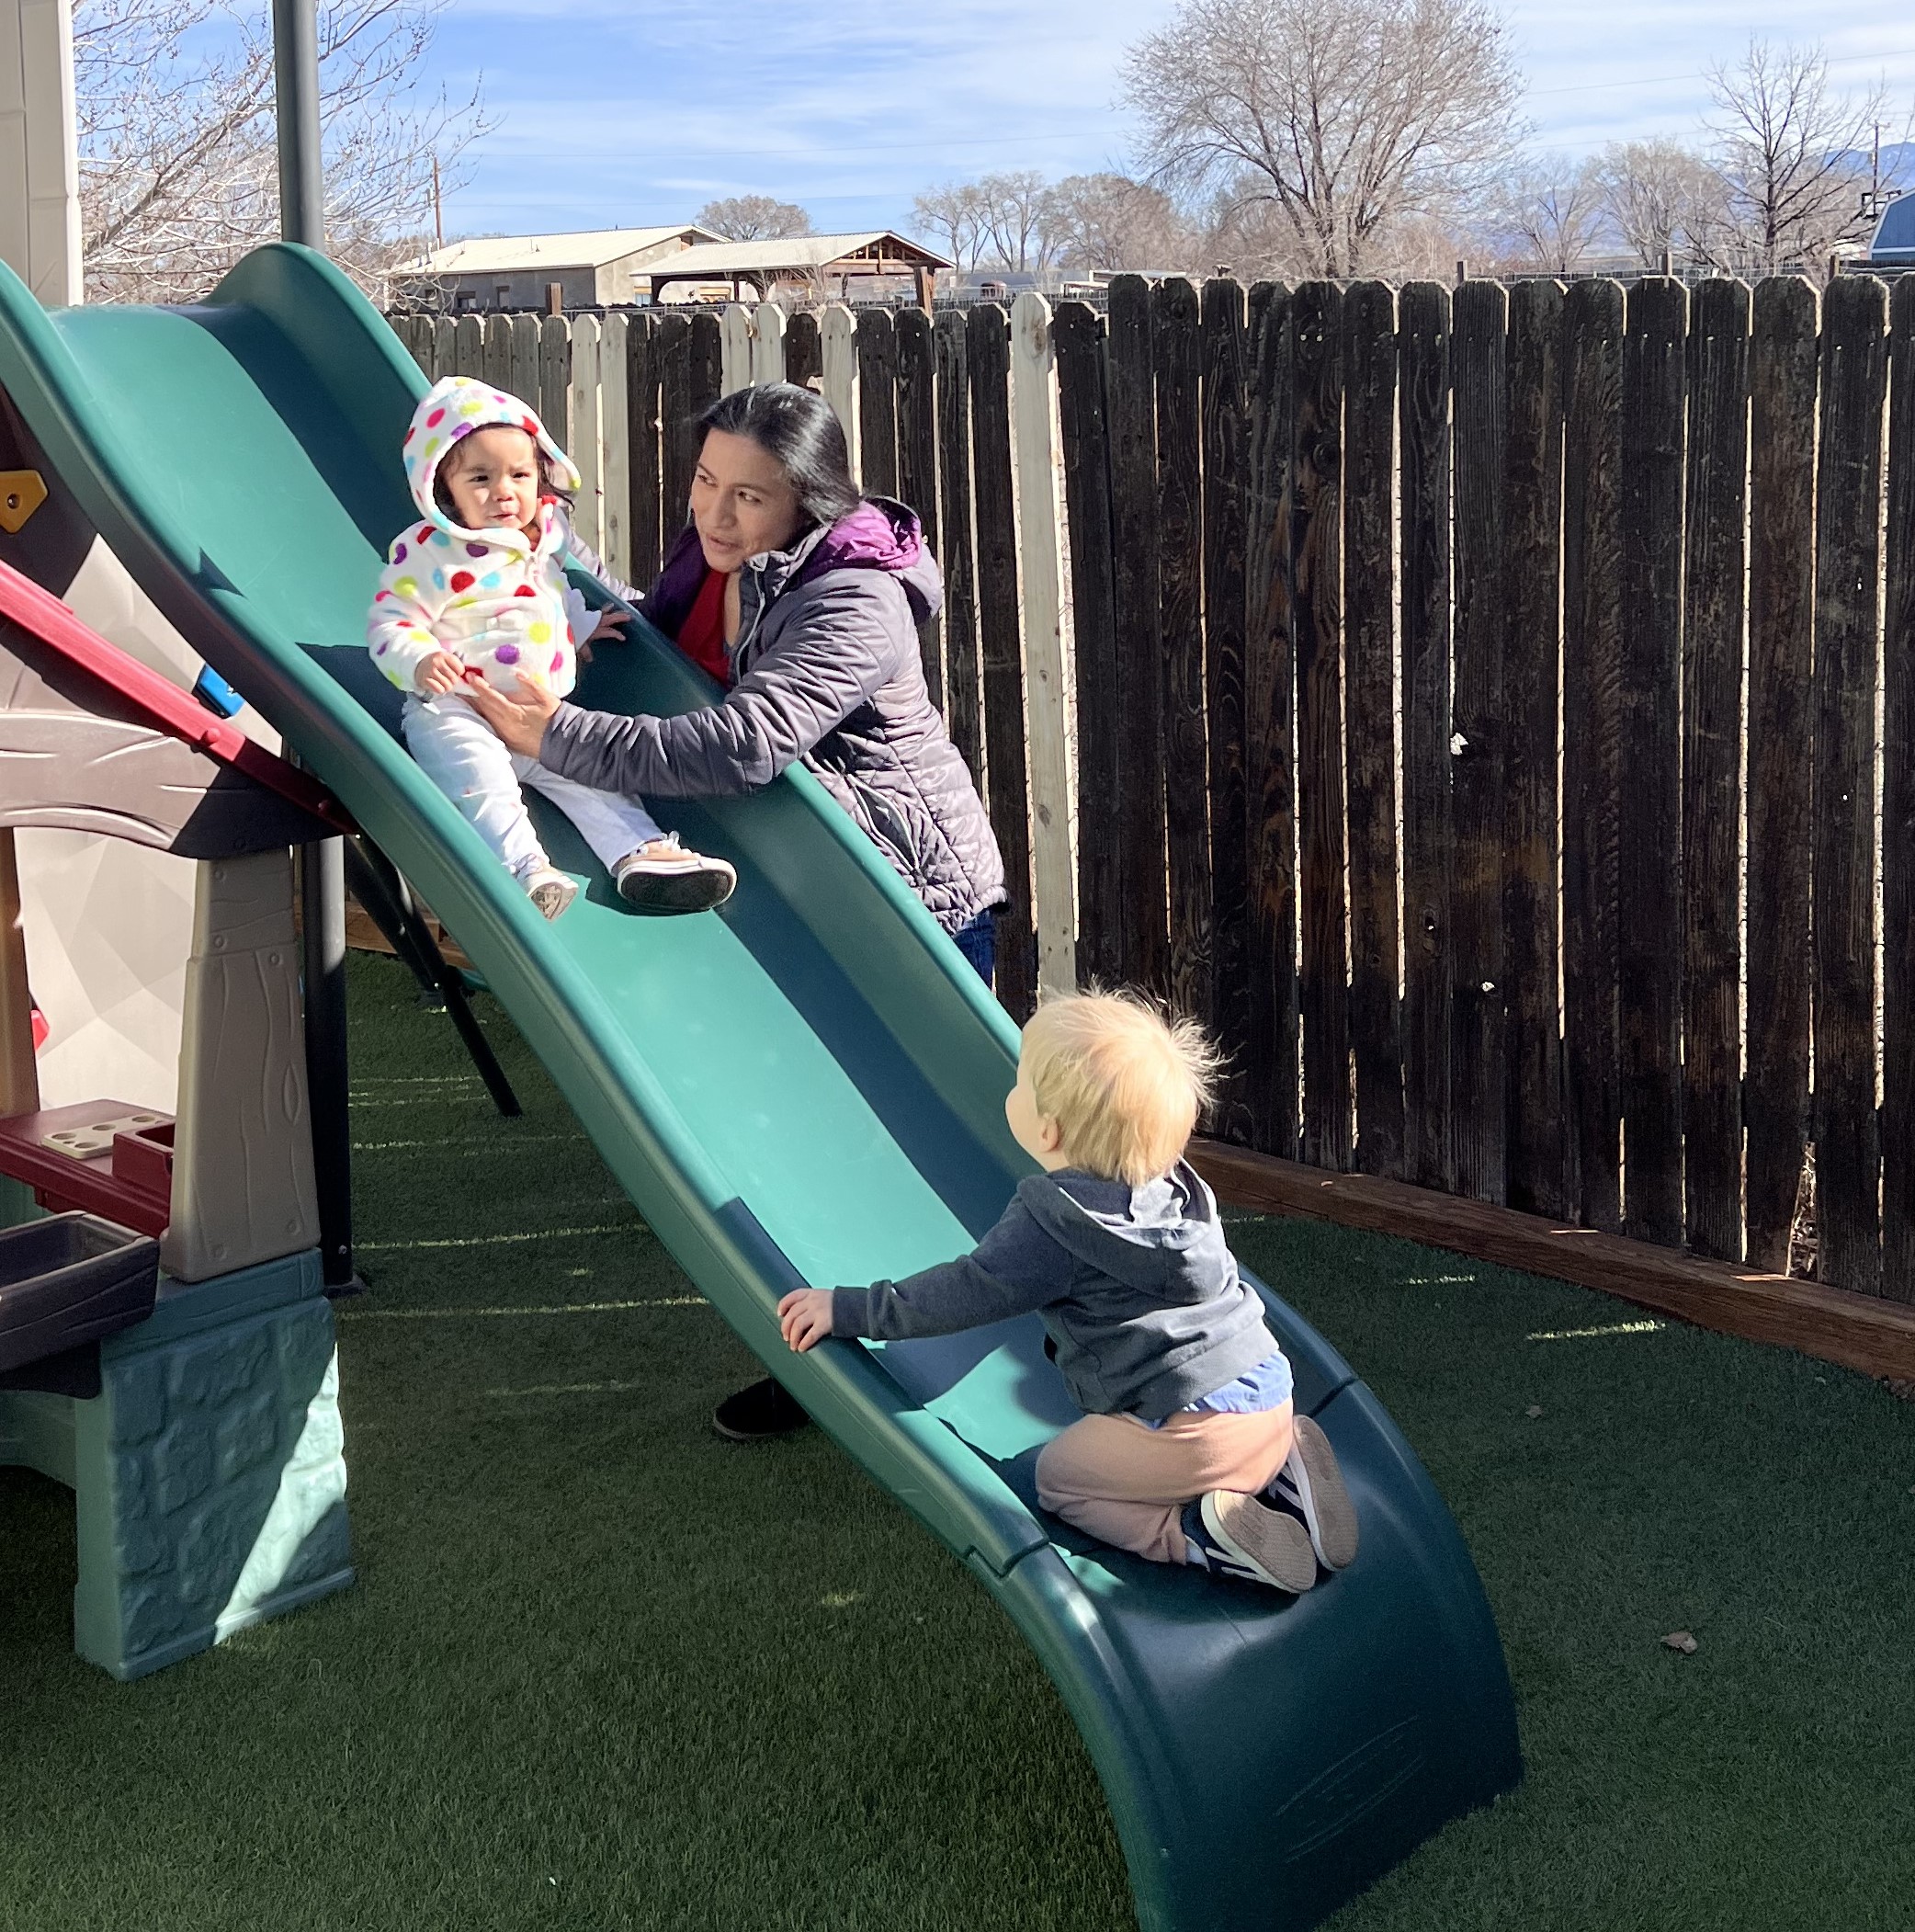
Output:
[522,867,578,922]
[1265,1414,1359,1571]
[1183,1493,1318,1594]
[613,836,736,914]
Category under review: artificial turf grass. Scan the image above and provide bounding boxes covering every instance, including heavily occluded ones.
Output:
[3,949,1914,1931]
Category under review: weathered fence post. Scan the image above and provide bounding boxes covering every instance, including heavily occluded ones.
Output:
[785,310,822,391]
[1291,280,1350,1171]
[1245,281,1298,1160]
[1501,277,1565,1218]
[935,310,983,781]
[538,313,571,466]
[969,301,1037,1019]
[482,313,511,393]
[508,313,540,418]
[857,307,900,496]
[1011,291,1077,1000]
[625,313,663,585]
[1617,276,1685,1245]
[1680,278,1751,1261]
[1813,272,1888,1294]
[1055,300,1120,987]
[1743,277,1818,1270]
[895,307,943,707]
[1560,278,1624,1233]
[1105,274,1167,994]
[1885,275,1915,1302]
[1449,277,1507,1205]
[1156,278,1211,1030]
[1342,278,1403,1179]
[1203,277,1253,1144]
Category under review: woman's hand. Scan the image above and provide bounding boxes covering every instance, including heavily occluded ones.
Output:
[459,669,561,756]
[586,608,629,646]
[778,1288,835,1353]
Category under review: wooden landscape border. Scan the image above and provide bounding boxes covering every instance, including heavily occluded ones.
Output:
[1190,1137,1915,1384]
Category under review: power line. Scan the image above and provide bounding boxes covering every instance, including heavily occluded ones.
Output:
[1529,40,1915,97]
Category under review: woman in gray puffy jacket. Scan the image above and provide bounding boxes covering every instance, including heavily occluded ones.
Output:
[461,380,1006,1442]
[463,381,1005,976]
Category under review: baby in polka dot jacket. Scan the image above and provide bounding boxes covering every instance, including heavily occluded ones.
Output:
[368,375,736,919]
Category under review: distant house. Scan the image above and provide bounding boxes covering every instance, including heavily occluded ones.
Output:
[392,225,724,312]
[643,232,953,307]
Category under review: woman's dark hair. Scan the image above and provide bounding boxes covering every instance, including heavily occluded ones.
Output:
[694,382,863,528]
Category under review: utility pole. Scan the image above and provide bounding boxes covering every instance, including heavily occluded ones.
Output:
[271,0,356,1292]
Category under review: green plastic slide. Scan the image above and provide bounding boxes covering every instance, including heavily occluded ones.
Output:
[0,245,1518,1932]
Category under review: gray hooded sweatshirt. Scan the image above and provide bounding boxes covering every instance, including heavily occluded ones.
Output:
[831,1161,1279,1422]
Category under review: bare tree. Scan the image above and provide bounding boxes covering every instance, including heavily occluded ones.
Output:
[1123,0,1524,278]
[972,170,1061,273]
[1705,39,1898,273]
[75,0,485,303]
[1486,157,1606,273]
[695,196,812,242]
[912,182,990,271]
[1042,173,1196,272]
[1587,138,1723,268]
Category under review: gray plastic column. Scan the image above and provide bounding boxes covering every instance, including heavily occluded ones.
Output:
[271,0,324,248]
[274,3,350,1285]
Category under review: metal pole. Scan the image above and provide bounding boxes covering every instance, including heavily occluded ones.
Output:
[273,0,325,248]
[274,1,354,1287]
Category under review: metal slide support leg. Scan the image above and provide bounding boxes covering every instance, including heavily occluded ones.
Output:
[342,835,521,1118]
[272,0,325,248]
[300,836,357,1291]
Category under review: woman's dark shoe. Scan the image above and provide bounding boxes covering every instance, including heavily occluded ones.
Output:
[712,1375,810,1442]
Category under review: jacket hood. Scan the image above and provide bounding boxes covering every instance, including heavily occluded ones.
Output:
[1014,1161,1238,1308]
[649,496,944,636]
[402,375,582,539]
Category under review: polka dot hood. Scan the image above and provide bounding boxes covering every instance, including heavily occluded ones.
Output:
[367,376,590,699]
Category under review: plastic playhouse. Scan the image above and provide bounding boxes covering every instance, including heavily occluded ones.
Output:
[0,551,353,1677]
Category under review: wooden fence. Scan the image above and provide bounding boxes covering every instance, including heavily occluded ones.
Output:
[390,274,1915,1302]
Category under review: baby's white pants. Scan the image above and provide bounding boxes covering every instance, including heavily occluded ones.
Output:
[402,695,665,881]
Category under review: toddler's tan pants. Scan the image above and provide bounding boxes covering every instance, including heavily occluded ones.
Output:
[1035,1403,1296,1564]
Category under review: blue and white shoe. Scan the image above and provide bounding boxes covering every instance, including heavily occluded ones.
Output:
[1183,1493,1318,1594]
[1266,1415,1359,1571]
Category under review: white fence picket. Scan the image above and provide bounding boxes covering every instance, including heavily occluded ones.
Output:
[821,304,860,479]
[1010,292,1077,997]
[598,312,629,585]
[752,302,787,385]
[567,314,602,554]
[720,305,754,394]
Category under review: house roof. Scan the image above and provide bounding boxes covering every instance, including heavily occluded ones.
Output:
[401,226,721,275]
[647,232,953,281]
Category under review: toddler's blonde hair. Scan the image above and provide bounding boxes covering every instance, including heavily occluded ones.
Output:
[1020,989,1221,1186]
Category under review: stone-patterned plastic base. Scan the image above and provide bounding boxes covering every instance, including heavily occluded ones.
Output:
[0,1245,351,1678]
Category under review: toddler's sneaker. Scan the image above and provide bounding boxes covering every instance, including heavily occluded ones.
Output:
[1183,1492,1318,1594]
[1265,1414,1359,1571]
[523,867,577,921]
[613,837,737,914]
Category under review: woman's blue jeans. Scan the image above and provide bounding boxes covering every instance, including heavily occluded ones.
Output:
[951,908,995,987]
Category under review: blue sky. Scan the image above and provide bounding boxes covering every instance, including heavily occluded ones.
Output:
[426,0,1915,239]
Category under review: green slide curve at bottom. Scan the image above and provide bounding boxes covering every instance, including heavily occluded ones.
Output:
[0,245,1519,1932]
